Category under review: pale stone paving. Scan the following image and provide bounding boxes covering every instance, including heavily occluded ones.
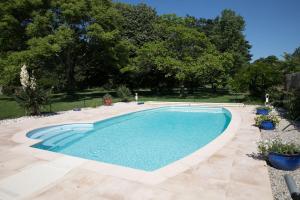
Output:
[0,103,273,200]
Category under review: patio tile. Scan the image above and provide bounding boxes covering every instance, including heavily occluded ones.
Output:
[0,104,273,199]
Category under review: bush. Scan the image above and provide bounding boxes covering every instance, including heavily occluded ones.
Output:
[258,139,300,156]
[2,86,17,96]
[284,90,300,120]
[14,87,48,115]
[116,85,132,102]
[255,115,280,126]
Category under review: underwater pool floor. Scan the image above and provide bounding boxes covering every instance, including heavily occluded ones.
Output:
[0,103,273,200]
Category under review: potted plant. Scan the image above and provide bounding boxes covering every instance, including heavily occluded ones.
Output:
[256,106,272,115]
[258,139,300,171]
[103,94,112,106]
[255,115,280,130]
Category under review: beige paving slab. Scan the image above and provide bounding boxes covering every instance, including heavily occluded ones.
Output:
[0,103,273,200]
[0,156,85,200]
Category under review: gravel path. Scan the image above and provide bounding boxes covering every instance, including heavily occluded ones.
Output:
[260,112,300,200]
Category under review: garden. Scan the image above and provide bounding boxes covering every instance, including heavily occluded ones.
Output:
[0,1,300,199]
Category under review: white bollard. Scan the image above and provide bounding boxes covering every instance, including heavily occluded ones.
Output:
[265,94,269,106]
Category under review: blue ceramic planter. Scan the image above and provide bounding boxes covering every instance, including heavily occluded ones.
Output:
[260,120,275,130]
[268,152,300,171]
[256,109,269,115]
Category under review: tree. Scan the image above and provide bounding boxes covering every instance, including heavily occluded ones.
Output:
[115,3,158,47]
[233,56,283,97]
[214,10,252,74]
[132,22,233,95]
[0,0,129,92]
[189,10,252,76]
[283,46,300,73]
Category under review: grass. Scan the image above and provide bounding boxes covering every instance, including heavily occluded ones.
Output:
[0,88,263,120]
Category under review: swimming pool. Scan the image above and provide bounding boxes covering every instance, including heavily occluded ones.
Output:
[27,106,231,171]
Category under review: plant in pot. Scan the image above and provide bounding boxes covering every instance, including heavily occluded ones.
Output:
[258,139,300,171]
[256,106,272,115]
[103,94,112,106]
[255,115,280,130]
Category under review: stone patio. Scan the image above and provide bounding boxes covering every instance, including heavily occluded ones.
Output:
[0,103,273,200]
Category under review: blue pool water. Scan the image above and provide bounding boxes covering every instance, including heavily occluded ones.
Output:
[27,106,231,171]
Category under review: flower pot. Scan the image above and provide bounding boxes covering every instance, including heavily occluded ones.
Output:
[256,108,269,115]
[103,99,112,106]
[268,152,300,171]
[260,120,275,130]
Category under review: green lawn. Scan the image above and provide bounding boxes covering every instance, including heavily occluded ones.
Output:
[0,88,262,120]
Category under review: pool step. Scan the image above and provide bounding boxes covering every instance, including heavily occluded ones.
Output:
[29,127,65,139]
[42,131,76,147]
[27,124,93,140]
[37,129,71,140]
[49,133,86,149]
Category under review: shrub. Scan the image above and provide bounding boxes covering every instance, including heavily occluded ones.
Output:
[116,85,132,102]
[258,139,300,156]
[255,115,280,126]
[2,86,17,96]
[15,65,48,115]
[284,90,300,120]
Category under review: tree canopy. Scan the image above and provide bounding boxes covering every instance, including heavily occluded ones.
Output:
[3,0,284,96]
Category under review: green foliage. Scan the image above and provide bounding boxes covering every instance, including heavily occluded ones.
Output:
[284,90,300,119]
[258,139,300,156]
[116,3,158,46]
[0,0,129,91]
[116,85,132,102]
[132,22,234,95]
[283,47,300,73]
[14,87,48,115]
[233,56,283,98]
[0,1,252,94]
[254,115,280,126]
[2,86,16,96]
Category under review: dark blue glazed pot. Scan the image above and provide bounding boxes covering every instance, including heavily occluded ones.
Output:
[256,109,269,115]
[268,152,300,171]
[260,121,275,130]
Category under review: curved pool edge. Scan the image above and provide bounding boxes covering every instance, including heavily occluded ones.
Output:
[152,107,240,177]
[11,104,241,185]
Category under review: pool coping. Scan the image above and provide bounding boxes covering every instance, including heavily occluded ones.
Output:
[11,104,241,185]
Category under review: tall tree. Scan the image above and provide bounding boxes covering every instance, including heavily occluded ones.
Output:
[132,22,233,94]
[214,10,252,75]
[115,3,158,47]
[283,46,300,73]
[0,0,129,91]
[233,56,283,97]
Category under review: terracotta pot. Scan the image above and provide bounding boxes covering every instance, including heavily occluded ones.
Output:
[103,98,112,106]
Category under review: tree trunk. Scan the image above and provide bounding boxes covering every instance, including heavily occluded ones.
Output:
[65,50,75,94]
[211,83,217,92]
[180,84,185,97]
